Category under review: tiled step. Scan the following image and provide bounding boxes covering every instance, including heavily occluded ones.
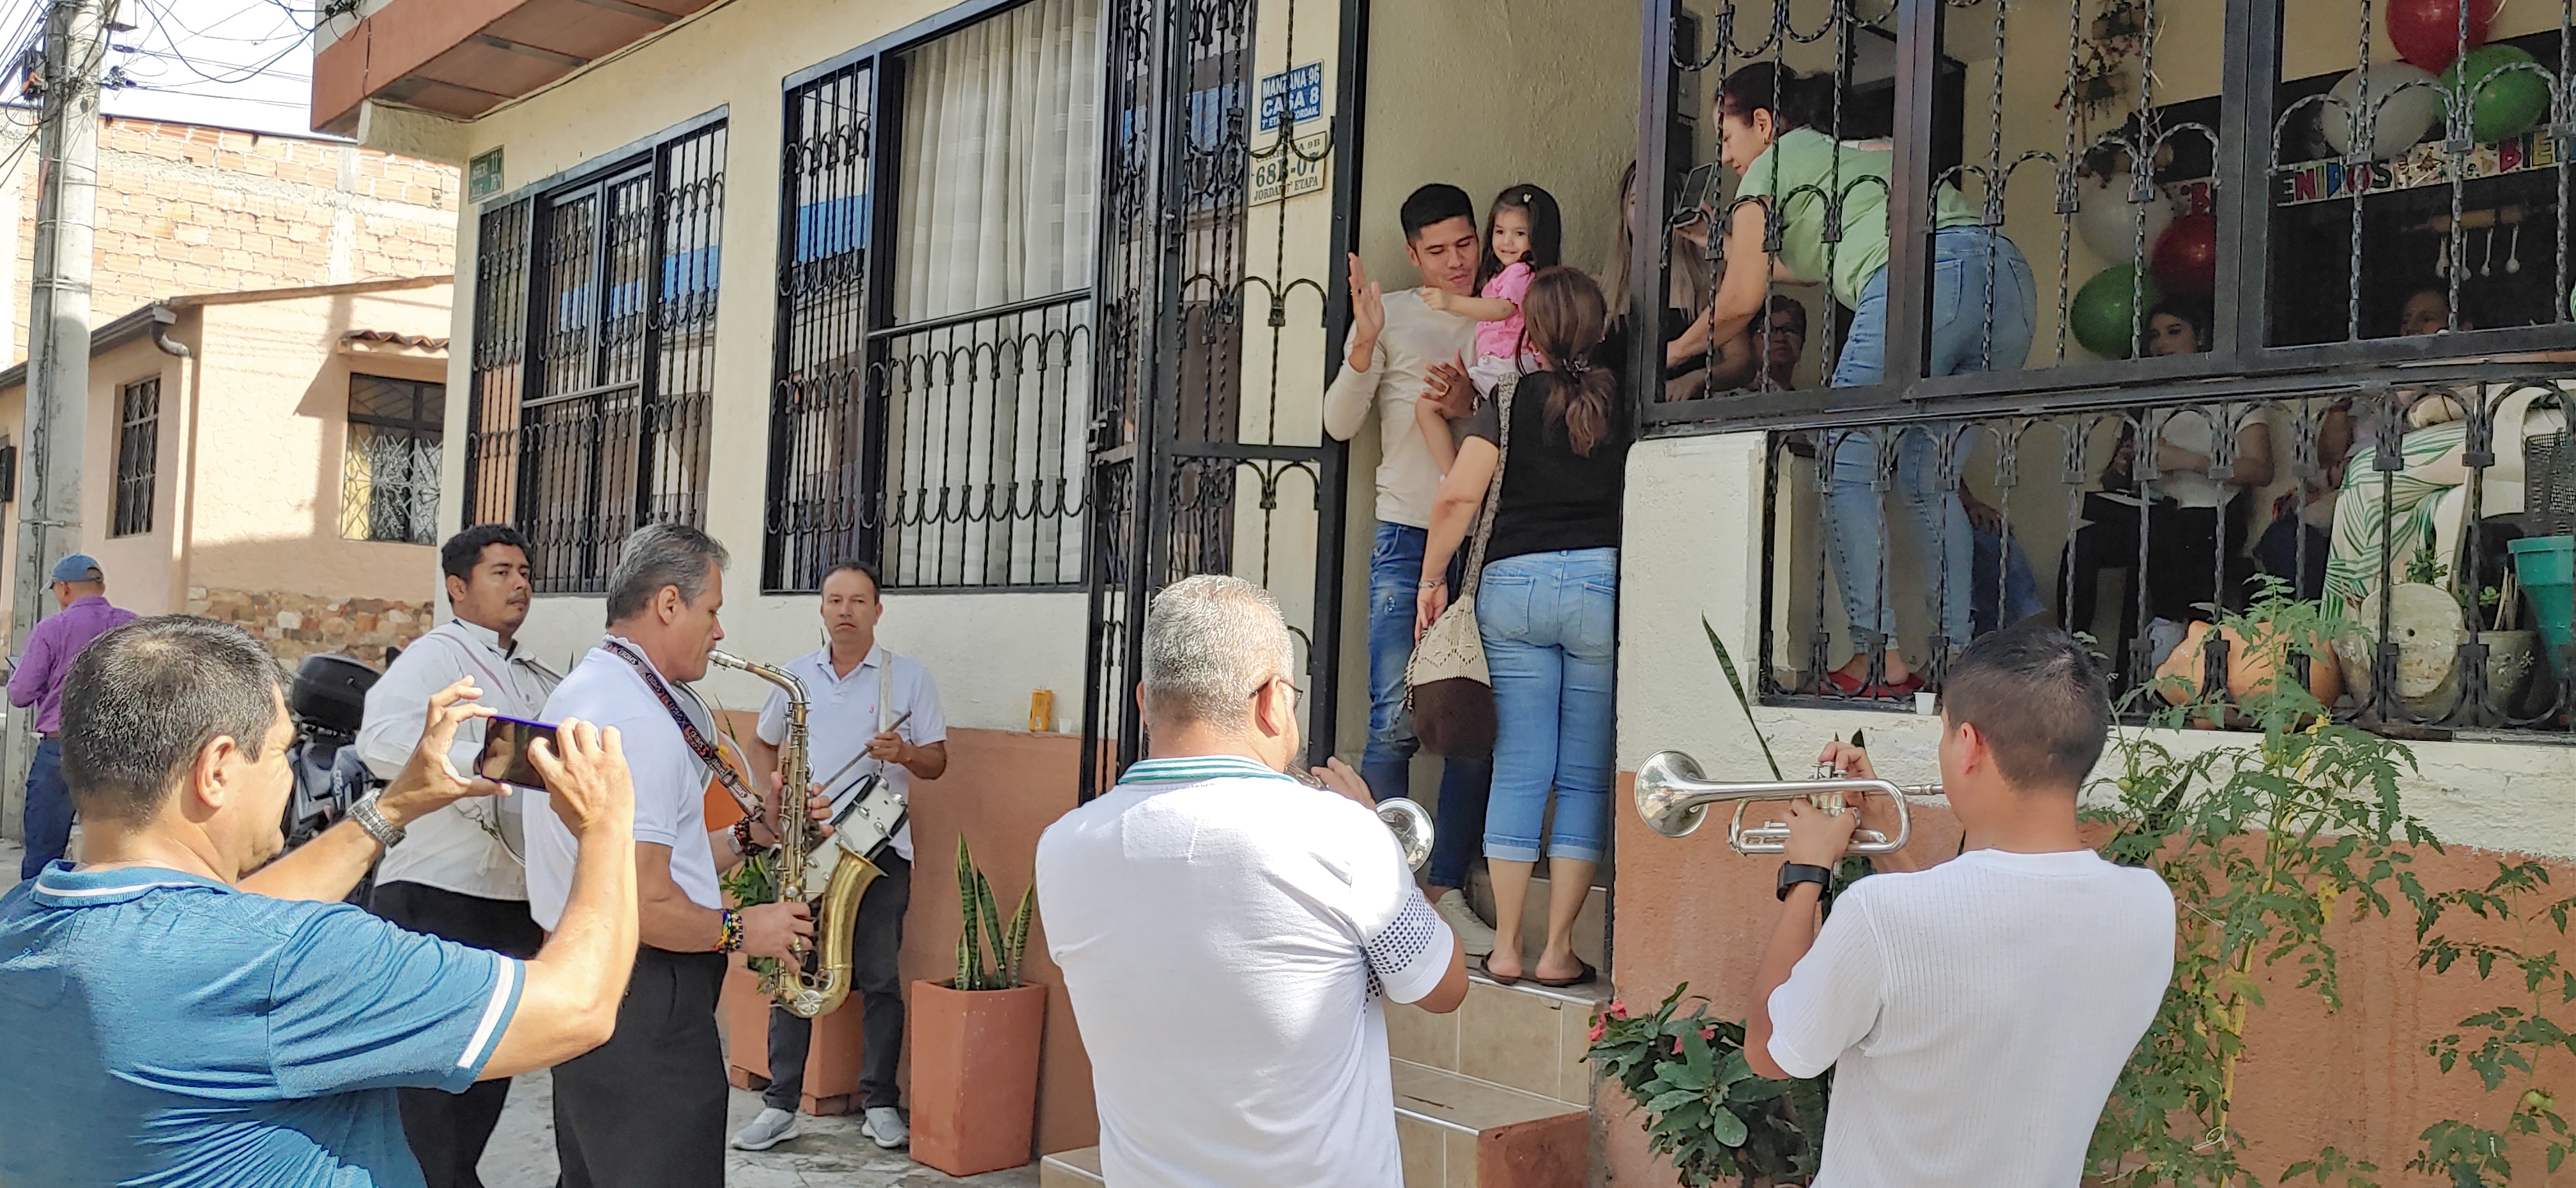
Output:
[1463,869,1607,977]
[1038,1146,1103,1187]
[1393,1059,1590,1188]
[1388,974,1606,1108]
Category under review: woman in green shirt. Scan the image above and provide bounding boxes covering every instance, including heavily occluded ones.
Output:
[1698,63,2038,693]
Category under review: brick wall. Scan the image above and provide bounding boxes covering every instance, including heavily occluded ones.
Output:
[6,119,457,363]
[185,585,435,669]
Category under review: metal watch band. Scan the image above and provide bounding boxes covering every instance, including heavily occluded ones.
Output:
[1775,862,1832,902]
[351,794,406,850]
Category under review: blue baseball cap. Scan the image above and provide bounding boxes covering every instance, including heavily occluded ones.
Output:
[49,554,101,583]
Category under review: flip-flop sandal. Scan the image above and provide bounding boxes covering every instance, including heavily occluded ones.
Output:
[1478,955,1522,986]
[1533,958,1598,989]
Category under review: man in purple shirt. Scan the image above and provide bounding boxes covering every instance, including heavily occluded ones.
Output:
[9,554,138,877]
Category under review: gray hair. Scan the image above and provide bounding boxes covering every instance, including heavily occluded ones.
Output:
[605,522,730,623]
[1140,575,1297,734]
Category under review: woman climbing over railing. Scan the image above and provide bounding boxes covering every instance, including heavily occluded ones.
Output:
[1691,62,2039,695]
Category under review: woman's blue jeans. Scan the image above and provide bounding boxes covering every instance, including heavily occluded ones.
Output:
[1476,548,1616,864]
[1823,226,2039,651]
[1364,521,1491,889]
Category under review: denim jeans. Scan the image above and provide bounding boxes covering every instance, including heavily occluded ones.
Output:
[1971,524,2045,637]
[1476,549,1616,864]
[20,736,68,880]
[1365,522,1492,890]
[1824,226,2039,651]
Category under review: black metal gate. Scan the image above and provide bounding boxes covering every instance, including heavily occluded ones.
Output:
[1078,0,1354,798]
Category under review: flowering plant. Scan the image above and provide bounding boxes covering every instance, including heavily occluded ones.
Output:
[1586,984,1826,1187]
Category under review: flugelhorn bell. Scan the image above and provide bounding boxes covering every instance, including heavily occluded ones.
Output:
[1377,796,1434,872]
[1633,750,1924,855]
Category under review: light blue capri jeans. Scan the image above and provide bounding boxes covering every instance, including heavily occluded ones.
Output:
[1475,547,1617,863]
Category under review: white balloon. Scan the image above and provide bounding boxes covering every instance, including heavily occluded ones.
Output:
[2074,165,2177,264]
[2322,63,2442,161]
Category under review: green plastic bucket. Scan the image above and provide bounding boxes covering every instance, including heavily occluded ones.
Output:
[2510,535,2576,678]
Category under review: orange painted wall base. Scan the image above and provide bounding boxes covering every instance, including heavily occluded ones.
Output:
[1605,770,2576,1187]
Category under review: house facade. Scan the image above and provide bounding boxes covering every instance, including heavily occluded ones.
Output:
[312,0,2576,1182]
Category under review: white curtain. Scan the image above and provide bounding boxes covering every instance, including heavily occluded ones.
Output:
[895,0,1100,321]
[883,0,1101,587]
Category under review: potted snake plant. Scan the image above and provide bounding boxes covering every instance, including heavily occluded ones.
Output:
[909,835,1046,1177]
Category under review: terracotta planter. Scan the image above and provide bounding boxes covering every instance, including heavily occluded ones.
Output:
[2155,619,2344,725]
[908,980,1047,1176]
[721,957,868,1114]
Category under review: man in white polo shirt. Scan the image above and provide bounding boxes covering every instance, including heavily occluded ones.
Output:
[1038,575,1469,1187]
[1747,621,2174,1188]
[732,560,947,1154]
[355,522,561,1188]
[524,524,816,1188]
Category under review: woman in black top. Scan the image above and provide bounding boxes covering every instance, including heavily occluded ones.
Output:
[1415,266,1627,987]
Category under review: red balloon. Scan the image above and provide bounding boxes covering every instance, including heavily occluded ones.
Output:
[2389,0,2496,72]
[2151,213,2218,298]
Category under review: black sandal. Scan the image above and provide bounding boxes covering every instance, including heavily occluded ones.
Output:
[1533,957,1597,989]
[1478,954,1522,986]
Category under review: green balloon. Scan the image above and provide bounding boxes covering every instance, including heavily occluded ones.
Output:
[2073,265,2163,360]
[2442,45,2547,144]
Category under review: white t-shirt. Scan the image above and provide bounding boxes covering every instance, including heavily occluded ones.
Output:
[525,638,723,931]
[1767,848,2175,1188]
[356,618,562,901]
[2148,413,2230,509]
[1035,755,1457,1188]
[753,646,946,862]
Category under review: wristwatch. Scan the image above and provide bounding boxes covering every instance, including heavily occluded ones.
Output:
[350,793,406,850]
[1776,862,1832,902]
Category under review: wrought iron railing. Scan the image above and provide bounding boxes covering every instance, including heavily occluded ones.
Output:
[463,118,724,594]
[341,427,441,545]
[1759,374,2576,738]
[1627,0,2576,430]
[875,292,1094,589]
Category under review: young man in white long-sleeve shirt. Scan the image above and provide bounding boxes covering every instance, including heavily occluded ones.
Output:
[1322,182,1497,955]
[353,522,563,1188]
[1748,620,2175,1188]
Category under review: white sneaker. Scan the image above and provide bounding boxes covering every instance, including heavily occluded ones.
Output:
[863,1106,908,1149]
[732,1106,799,1151]
[1435,892,1497,957]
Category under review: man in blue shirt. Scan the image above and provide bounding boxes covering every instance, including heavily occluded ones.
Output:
[0,616,644,1188]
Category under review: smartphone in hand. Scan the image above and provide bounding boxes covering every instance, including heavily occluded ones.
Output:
[477,716,559,791]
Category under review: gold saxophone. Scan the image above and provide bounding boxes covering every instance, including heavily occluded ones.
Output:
[709,650,883,1018]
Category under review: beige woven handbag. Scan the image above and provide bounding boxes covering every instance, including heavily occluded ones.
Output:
[1404,377,1516,757]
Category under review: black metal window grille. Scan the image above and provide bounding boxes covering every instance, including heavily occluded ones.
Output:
[341,374,446,545]
[111,376,157,538]
[1611,0,2576,742]
[766,0,1100,593]
[0,434,19,503]
[461,119,726,594]
[1630,0,2576,430]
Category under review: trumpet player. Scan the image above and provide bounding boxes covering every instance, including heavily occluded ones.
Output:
[1745,621,2175,1188]
[733,560,947,1154]
[525,525,822,1188]
[1038,575,1469,1188]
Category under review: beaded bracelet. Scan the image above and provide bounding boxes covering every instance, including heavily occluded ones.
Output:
[730,814,760,856]
[716,907,743,954]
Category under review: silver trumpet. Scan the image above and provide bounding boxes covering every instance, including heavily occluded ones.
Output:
[1633,750,1924,855]
[1377,797,1434,872]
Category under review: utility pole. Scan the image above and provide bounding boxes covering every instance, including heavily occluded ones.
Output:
[4,0,105,842]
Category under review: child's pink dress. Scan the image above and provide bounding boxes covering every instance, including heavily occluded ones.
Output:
[1464,262,1538,395]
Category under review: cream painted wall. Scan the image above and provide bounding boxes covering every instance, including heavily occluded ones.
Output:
[1622,430,2576,862]
[79,337,185,617]
[1333,0,1644,764]
[431,0,1361,735]
[184,286,452,603]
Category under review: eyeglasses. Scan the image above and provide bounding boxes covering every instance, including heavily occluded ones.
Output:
[1248,676,1305,708]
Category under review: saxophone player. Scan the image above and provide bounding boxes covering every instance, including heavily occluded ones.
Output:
[733,560,947,1154]
[523,524,818,1188]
